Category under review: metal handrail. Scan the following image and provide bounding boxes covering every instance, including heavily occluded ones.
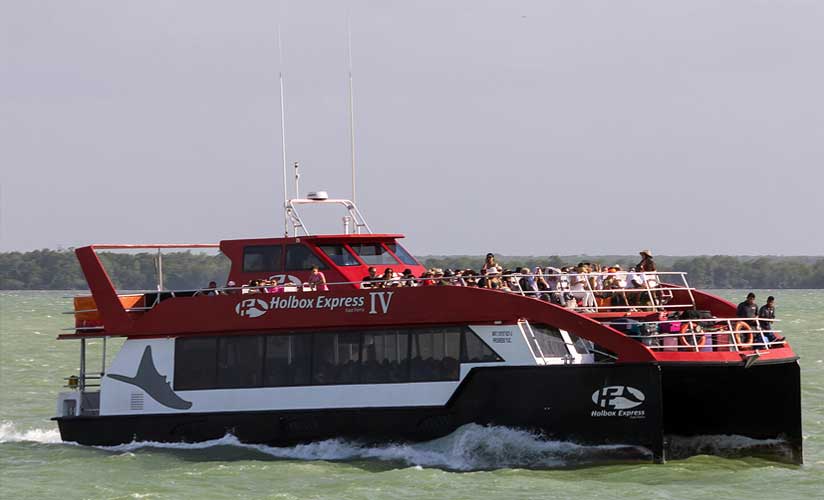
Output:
[606,317,785,352]
[64,271,698,321]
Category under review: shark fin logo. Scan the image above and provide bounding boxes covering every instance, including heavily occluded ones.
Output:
[235,298,269,318]
[107,346,193,410]
[592,385,645,410]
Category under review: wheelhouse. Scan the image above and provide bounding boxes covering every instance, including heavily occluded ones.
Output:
[221,234,425,288]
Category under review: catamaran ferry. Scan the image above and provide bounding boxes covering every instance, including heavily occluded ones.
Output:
[54,194,803,464]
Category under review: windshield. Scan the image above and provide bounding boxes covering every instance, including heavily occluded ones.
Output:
[386,243,419,266]
[319,245,360,266]
[350,243,400,265]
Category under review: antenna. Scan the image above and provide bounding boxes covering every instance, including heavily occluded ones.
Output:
[346,13,357,204]
[277,22,289,237]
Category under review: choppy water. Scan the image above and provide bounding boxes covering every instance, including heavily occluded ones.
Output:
[1,290,822,499]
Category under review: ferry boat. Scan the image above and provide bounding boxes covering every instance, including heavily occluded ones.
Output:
[53,194,802,464]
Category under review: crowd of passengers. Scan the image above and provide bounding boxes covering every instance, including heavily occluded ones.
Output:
[199,250,666,310]
[359,250,668,310]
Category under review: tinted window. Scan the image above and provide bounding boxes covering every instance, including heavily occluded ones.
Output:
[386,243,419,266]
[264,334,312,386]
[410,328,460,382]
[361,330,410,383]
[243,246,282,272]
[461,331,503,363]
[312,333,361,385]
[532,325,571,357]
[319,245,360,266]
[567,332,593,355]
[174,337,217,390]
[217,336,264,388]
[350,244,400,265]
[286,244,327,270]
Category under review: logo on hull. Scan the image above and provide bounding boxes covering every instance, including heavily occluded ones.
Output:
[590,385,646,419]
[107,346,192,410]
[235,298,269,318]
[233,292,393,318]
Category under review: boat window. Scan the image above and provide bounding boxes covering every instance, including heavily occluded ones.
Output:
[361,330,410,383]
[263,334,312,386]
[567,332,593,355]
[410,328,460,382]
[319,245,360,266]
[531,325,572,357]
[349,243,400,265]
[174,337,217,390]
[217,336,264,388]
[461,330,503,363]
[385,243,419,266]
[174,326,486,391]
[285,244,328,271]
[312,332,361,385]
[243,246,283,273]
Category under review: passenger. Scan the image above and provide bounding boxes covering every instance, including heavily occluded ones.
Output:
[481,253,498,272]
[486,267,501,290]
[452,269,467,287]
[570,265,596,310]
[245,279,262,294]
[419,270,436,287]
[519,267,537,297]
[737,292,759,326]
[380,268,396,287]
[477,268,490,288]
[307,265,329,292]
[534,267,550,300]
[637,250,656,272]
[544,267,563,305]
[463,270,478,287]
[400,268,417,287]
[225,280,240,295]
[361,267,380,289]
[203,280,220,296]
[439,269,455,286]
[758,296,784,342]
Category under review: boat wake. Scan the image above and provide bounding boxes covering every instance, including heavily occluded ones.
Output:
[0,420,792,470]
[0,421,62,444]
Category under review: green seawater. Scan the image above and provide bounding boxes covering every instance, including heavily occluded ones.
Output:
[1,290,822,499]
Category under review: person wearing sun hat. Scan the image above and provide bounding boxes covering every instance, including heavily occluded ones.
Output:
[637,249,656,272]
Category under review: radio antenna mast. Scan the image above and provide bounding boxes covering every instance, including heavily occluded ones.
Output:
[346,13,357,204]
[277,21,289,236]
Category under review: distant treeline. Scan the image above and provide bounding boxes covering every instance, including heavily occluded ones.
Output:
[1,250,824,290]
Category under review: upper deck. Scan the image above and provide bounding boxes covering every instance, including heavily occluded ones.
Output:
[62,238,797,368]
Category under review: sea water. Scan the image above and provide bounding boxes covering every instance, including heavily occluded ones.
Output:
[1,290,822,499]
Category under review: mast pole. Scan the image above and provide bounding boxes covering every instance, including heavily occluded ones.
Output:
[347,13,357,204]
[278,22,289,237]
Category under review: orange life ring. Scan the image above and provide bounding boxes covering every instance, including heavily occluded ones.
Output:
[678,321,706,348]
[735,321,754,348]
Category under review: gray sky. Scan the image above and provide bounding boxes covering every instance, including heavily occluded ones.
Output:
[2,1,823,256]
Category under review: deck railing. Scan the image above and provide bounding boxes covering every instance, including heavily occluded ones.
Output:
[64,271,699,325]
[602,317,784,352]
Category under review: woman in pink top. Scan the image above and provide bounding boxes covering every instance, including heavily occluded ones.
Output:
[307,266,329,291]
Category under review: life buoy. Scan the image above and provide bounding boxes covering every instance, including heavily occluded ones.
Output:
[735,321,754,348]
[678,321,706,348]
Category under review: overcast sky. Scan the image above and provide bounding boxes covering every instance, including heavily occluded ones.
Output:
[2,1,823,255]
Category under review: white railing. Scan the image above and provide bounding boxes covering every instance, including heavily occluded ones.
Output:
[601,317,785,352]
[64,271,698,325]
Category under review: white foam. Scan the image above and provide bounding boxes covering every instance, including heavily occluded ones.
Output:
[97,424,651,470]
[0,421,62,444]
